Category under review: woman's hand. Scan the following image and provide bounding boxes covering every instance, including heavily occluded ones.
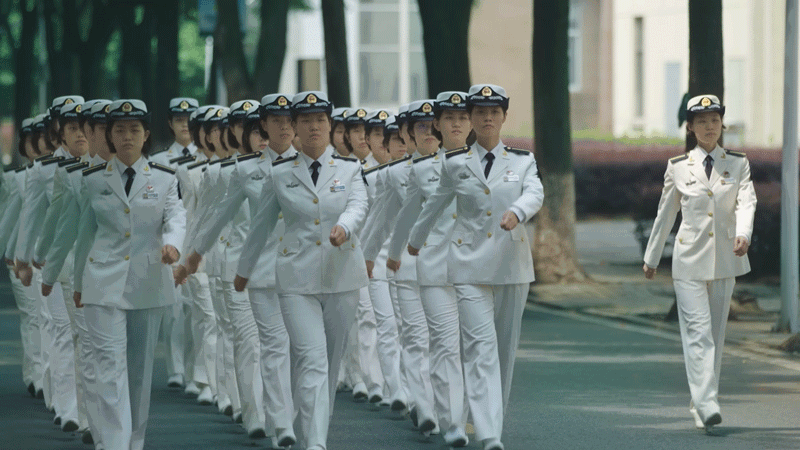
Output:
[733,236,749,257]
[42,283,53,297]
[185,251,202,274]
[500,211,520,231]
[386,258,401,272]
[643,264,656,280]
[365,260,374,279]
[407,244,419,256]
[73,291,83,308]
[173,265,189,287]
[330,225,347,247]
[234,275,248,292]
[161,245,180,265]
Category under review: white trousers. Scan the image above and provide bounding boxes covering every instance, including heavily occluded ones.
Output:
[249,287,294,433]
[391,277,434,422]
[60,276,96,433]
[367,279,405,403]
[45,278,78,425]
[161,302,185,379]
[187,273,216,388]
[280,290,358,450]
[455,283,528,442]
[9,266,42,390]
[84,304,165,450]
[222,280,265,432]
[338,316,365,389]
[674,277,734,421]
[419,285,465,433]
[210,276,239,412]
[356,286,384,395]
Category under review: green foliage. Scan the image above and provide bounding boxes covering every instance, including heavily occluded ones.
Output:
[178,16,206,100]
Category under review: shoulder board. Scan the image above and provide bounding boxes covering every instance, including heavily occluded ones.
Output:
[363,162,389,176]
[177,156,197,166]
[725,150,746,158]
[82,162,108,176]
[42,156,65,166]
[169,154,193,164]
[34,154,54,163]
[150,146,169,156]
[445,146,470,159]
[58,157,81,167]
[413,154,436,164]
[148,162,176,174]
[66,161,90,173]
[209,157,230,166]
[388,155,412,167]
[4,165,18,173]
[504,146,531,156]
[332,153,358,163]
[237,152,261,163]
[273,154,299,166]
[669,154,689,164]
[187,160,208,170]
[15,165,28,172]
[220,160,236,168]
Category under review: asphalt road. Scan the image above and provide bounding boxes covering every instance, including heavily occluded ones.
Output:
[1,304,799,450]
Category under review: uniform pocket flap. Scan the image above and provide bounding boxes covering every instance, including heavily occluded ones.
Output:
[452,232,472,246]
[510,225,527,242]
[89,250,109,263]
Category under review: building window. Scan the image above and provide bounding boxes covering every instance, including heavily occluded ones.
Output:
[634,16,644,118]
[358,0,427,107]
[568,2,582,92]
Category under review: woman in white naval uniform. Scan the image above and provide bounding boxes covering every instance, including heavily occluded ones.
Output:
[331,107,350,157]
[407,85,544,450]
[387,91,472,447]
[643,95,756,432]
[73,99,186,450]
[235,91,369,450]
[184,94,298,447]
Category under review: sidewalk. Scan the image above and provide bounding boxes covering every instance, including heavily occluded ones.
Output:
[529,219,795,357]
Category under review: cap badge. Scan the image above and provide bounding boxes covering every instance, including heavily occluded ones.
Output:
[481,86,492,96]
[451,94,462,104]
[378,111,388,120]
[243,102,252,111]
[65,98,74,105]
[216,109,223,117]
[307,94,318,104]
[122,102,133,113]
[180,100,189,110]
[75,104,82,114]
[278,96,288,106]
[701,97,712,107]
[357,109,366,118]
[422,103,432,113]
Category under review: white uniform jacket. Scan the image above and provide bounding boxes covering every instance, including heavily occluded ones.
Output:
[237,146,369,294]
[176,156,208,261]
[149,141,198,168]
[4,167,30,259]
[191,147,297,289]
[389,148,457,286]
[73,158,186,309]
[0,166,25,256]
[408,143,543,285]
[15,149,70,263]
[643,146,757,281]
[217,157,251,281]
[188,156,227,277]
[361,161,390,280]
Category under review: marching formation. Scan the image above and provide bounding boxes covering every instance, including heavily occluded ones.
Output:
[2,84,545,450]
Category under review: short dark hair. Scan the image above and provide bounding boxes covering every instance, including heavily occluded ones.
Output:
[18,134,29,158]
[241,118,269,154]
[330,121,345,148]
[105,119,152,155]
[45,119,58,150]
[382,130,404,150]
[343,121,364,154]
[226,127,240,150]
[30,131,44,156]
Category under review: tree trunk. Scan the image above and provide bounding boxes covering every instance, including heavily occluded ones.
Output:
[79,0,117,99]
[154,1,180,145]
[417,0,472,94]
[253,0,291,94]
[215,2,252,101]
[13,3,37,129]
[686,0,724,151]
[320,0,351,106]
[532,0,587,284]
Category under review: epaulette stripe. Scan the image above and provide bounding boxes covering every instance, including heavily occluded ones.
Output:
[273,154,298,166]
[4,166,18,173]
[15,166,27,172]
[236,152,261,162]
[82,163,107,176]
[149,162,176,174]
[42,156,65,166]
[388,155,412,167]
[26,162,33,169]
[413,154,436,164]
[177,156,197,166]
[332,154,358,163]
[187,161,208,170]
[170,155,194,164]
[58,157,81,167]
[66,162,90,173]
[209,157,230,165]
[725,150,746,158]
[220,160,236,168]
[34,154,54,162]
[445,146,470,158]
[669,154,689,164]
[504,147,530,156]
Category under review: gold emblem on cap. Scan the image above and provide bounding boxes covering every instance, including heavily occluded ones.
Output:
[122,102,133,113]
[422,103,432,113]
[179,100,189,110]
[357,109,366,118]
[104,105,110,113]
[278,96,288,106]
[216,109,223,117]
[451,94,462,104]
[378,111,388,120]
[75,104,82,113]
[65,98,74,105]
[243,102,252,111]
[701,97,711,107]
[481,86,492,96]
[307,94,317,104]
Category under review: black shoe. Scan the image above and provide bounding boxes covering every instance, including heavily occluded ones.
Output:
[223,404,233,416]
[409,407,419,428]
[36,389,44,399]
[419,418,436,434]
[704,413,722,429]
[62,420,79,432]
[234,414,243,424]
[353,391,368,402]
[248,428,266,439]
[27,383,36,398]
[277,434,296,448]
[54,416,61,426]
[368,393,383,404]
[82,430,94,444]
[390,399,407,412]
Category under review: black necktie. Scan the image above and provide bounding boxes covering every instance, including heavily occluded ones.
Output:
[276,155,283,161]
[484,152,495,179]
[310,161,321,186]
[704,155,713,179]
[182,147,190,156]
[124,167,136,196]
